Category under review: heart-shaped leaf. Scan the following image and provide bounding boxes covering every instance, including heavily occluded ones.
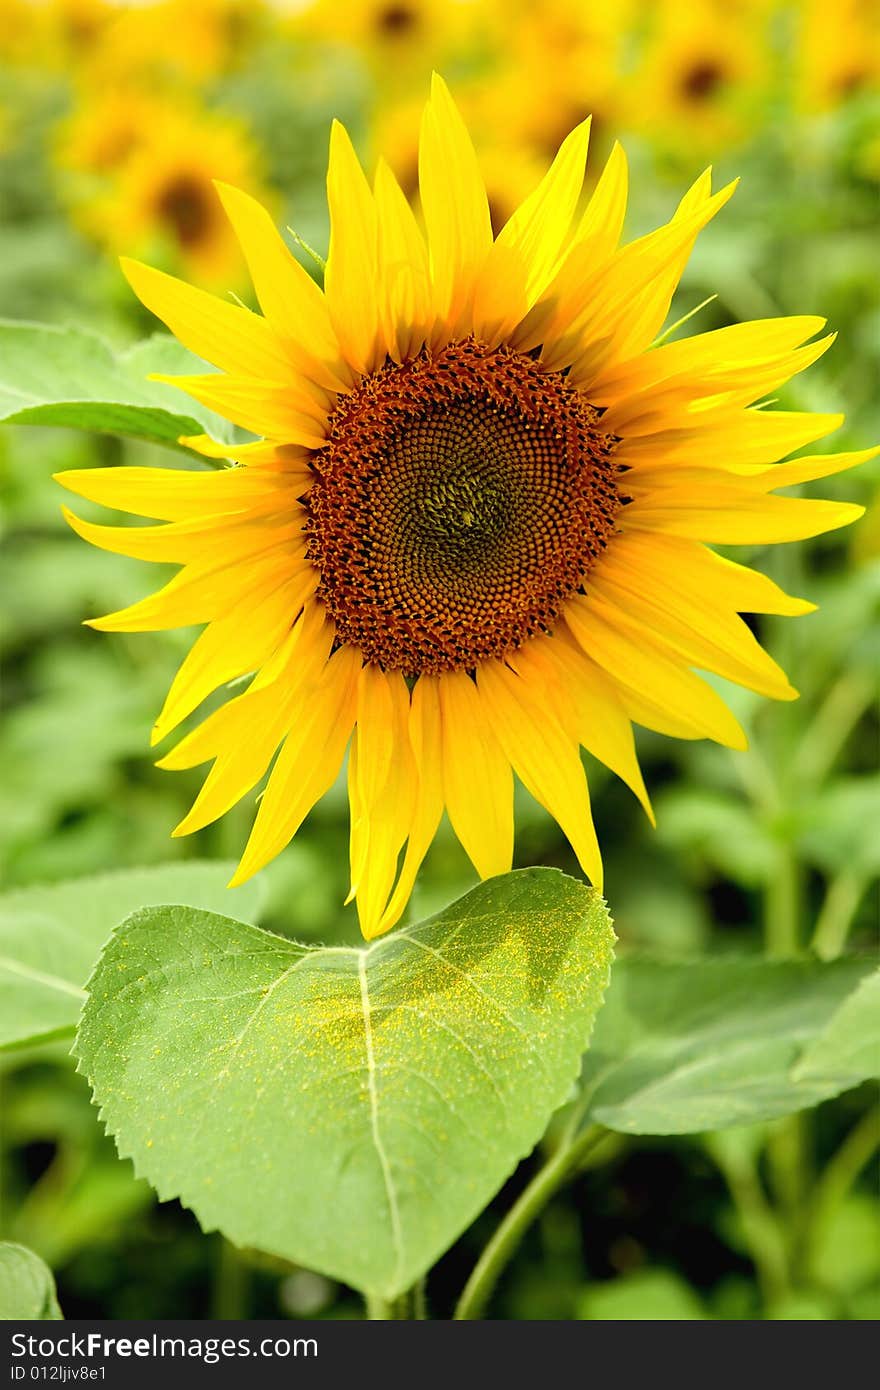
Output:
[0,321,237,454]
[0,1243,62,1319]
[578,956,873,1135]
[0,862,263,1050]
[75,869,613,1298]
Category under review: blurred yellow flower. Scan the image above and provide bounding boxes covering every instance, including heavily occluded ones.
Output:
[78,104,269,285]
[74,0,259,88]
[57,88,171,176]
[59,78,872,938]
[628,0,768,151]
[291,0,474,84]
[795,0,880,111]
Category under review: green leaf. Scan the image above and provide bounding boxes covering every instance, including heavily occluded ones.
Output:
[797,778,880,877]
[654,787,777,887]
[577,1269,705,1320]
[75,868,614,1298]
[0,321,237,454]
[0,1243,62,1320]
[793,969,880,1087]
[579,956,874,1135]
[0,862,264,1051]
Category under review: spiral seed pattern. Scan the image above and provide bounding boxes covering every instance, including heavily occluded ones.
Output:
[306,338,622,674]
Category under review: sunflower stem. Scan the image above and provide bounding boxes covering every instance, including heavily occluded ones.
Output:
[365,1289,416,1319]
[765,842,801,958]
[705,1135,790,1307]
[454,1125,607,1320]
[810,869,867,960]
[211,1237,250,1320]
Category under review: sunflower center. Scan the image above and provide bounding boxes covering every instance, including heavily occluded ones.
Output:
[306,339,621,675]
[156,175,213,248]
[680,60,726,101]
[375,4,418,36]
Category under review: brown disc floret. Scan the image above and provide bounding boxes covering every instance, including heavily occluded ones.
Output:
[305,338,621,675]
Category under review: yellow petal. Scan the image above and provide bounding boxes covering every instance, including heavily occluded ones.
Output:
[477,660,603,887]
[594,315,827,401]
[348,668,417,938]
[566,175,740,382]
[214,180,351,393]
[374,157,433,362]
[55,464,287,520]
[624,488,865,543]
[87,545,302,630]
[571,140,629,260]
[616,409,844,471]
[229,643,361,886]
[374,674,445,937]
[61,504,304,564]
[512,636,654,822]
[120,256,294,383]
[150,566,318,745]
[168,609,335,835]
[589,566,797,701]
[612,530,816,616]
[324,120,384,375]
[473,118,591,342]
[179,434,314,475]
[160,603,332,772]
[437,669,513,879]
[565,593,748,749]
[419,73,493,336]
[148,373,328,445]
[518,173,735,372]
[754,444,880,490]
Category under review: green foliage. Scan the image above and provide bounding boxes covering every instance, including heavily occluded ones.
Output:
[0,1242,62,1320]
[580,958,875,1134]
[75,870,614,1298]
[793,969,880,1087]
[0,322,236,453]
[577,1268,706,1320]
[0,863,263,1050]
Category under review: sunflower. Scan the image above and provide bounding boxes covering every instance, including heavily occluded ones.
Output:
[372,93,551,236]
[628,0,768,152]
[291,0,472,88]
[58,77,871,939]
[795,0,880,112]
[74,0,255,89]
[57,88,170,177]
[79,103,268,287]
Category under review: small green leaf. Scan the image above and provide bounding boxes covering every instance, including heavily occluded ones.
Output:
[577,1269,706,1320]
[75,868,614,1298]
[0,862,264,1050]
[798,779,880,877]
[793,969,880,1087]
[0,321,236,453]
[0,1243,62,1320]
[579,956,873,1134]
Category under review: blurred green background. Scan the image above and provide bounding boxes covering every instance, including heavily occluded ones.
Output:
[1,0,878,1320]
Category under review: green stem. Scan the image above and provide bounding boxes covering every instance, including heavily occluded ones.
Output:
[413,1277,428,1320]
[766,1110,811,1278]
[365,1290,415,1319]
[810,869,867,961]
[706,1137,789,1306]
[793,672,876,791]
[765,843,802,958]
[211,1238,250,1320]
[806,1108,880,1267]
[454,1125,607,1320]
